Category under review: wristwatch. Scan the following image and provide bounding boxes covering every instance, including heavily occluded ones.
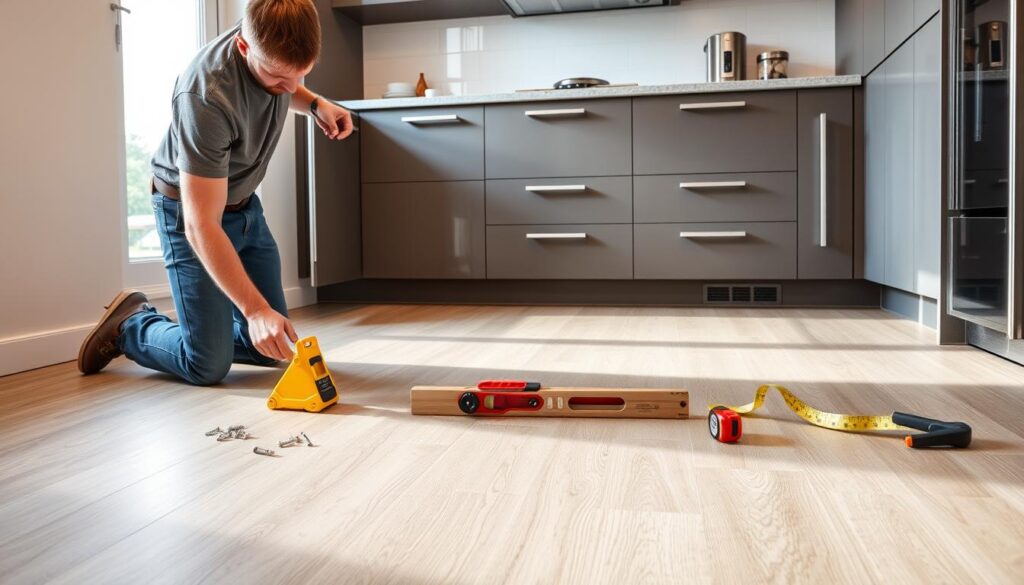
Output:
[310,96,320,116]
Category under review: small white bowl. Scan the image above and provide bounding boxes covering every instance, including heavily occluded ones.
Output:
[386,82,414,92]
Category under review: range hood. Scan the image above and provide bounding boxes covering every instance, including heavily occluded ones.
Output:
[502,0,681,17]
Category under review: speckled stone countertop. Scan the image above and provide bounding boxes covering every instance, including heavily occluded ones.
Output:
[339,75,862,111]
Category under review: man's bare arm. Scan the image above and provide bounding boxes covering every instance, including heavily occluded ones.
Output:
[179,172,297,360]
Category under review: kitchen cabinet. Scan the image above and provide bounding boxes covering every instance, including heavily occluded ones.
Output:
[633,91,796,175]
[484,99,631,179]
[797,88,856,279]
[486,176,632,225]
[634,172,796,224]
[886,41,916,293]
[864,0,886,73]
[635,222,797,280]
[487,224,633,279]
[362,181,485,278]
[915,0,941,28]
[350,85,858,284]
[885,0,915,55]
[361,107,484,183]
[864,61,887,283]
[861,18,942,299]
[913,17,941,299]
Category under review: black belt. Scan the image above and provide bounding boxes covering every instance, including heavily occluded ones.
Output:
[151,176,252,212]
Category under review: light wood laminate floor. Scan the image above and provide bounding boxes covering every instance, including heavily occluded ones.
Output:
[2,304,1023,584]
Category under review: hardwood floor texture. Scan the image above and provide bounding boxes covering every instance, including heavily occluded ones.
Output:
[1,304,1023,584]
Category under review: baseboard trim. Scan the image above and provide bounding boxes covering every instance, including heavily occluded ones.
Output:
[0,284,316,378]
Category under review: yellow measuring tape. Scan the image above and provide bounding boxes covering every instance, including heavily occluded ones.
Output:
[708,383,906,433]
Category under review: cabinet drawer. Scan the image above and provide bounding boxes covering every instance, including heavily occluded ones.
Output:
[486,176,632,225]
[487,224,633,279]
[361,107,484,182]
[635,222,796,279]
[633,91,797,175]
[634,172,796,223]
[485,99,632,179]
[362,181,485,278]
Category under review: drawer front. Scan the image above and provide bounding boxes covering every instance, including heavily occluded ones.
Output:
[487,224,633,279]
[633,91,797,175]
[485,99,632,179]
[361,107,484,182]
[362,181,485,278]
[635,222,796,280]
[634,172,796,223]
[486,176,632,225]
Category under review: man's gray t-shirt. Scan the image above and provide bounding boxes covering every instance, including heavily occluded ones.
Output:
[151,24,288,205]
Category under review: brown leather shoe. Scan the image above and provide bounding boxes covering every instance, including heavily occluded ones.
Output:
[78,289,151,375]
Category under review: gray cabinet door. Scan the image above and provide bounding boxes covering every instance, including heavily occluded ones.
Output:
[914,17,941,299]
[362,181,485,278]
[484,99,632,179]
[836,0,864,75]
[864,0,886,73]
[634,172,796,223]
[864,63,887,283]
[915,0,940,29]
[635,222,797,280]
[486,176,632,225]
[885,40,917,293]
[361,107,484,182]
[633,91,797,175]
[885,0,915,55]
[486,224,633,279]
[797,88,855,279]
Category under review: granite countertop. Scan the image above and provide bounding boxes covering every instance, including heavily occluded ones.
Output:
[339,75,862,111]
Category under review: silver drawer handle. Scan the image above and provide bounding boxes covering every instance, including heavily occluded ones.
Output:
[400,114,461,124]
[679,181,747,189]
[526,233,588,240]
[525,185,587,193]
[525,108,587,117]
[679,101,747,111]
[818,112,828,248]
[679,231,747,239]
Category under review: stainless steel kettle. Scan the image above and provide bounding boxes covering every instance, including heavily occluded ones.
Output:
[704,32,747,82]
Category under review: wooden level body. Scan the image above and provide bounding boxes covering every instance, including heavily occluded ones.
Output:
[410,386,690,419]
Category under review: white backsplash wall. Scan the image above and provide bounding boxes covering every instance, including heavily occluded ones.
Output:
[362,0,836,98]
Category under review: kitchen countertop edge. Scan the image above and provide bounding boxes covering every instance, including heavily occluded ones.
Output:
[339,75,863,111]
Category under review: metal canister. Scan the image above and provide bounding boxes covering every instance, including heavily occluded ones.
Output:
[757,50,789,80]
[704,32,747,82]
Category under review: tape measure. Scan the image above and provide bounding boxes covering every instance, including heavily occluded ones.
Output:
[708,384,972,448]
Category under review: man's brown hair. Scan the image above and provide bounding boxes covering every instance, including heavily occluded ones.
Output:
[242,0,321,69]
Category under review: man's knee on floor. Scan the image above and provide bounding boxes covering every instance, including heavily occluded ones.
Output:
[181,356,232,386]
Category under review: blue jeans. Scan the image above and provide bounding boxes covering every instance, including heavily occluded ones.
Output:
[119,193,287,385]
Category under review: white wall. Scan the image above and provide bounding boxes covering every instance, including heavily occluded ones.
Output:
[363,0,836,98]
[0,0,314,377]
[0,1,126,376]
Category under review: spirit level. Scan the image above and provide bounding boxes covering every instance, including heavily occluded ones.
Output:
[411,385,689,419]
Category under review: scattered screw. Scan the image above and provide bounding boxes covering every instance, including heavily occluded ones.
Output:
[301,432,315,447]
[253,446,277,457]
[217,433,233,442]
[279,437,300,448]
[228,425,246,432]
[204,426,224,436]
[235,431,253,440]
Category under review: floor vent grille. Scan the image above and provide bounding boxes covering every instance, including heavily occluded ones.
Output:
[703,284,782,305]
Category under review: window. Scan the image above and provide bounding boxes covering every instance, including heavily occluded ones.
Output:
[121,0,211,262]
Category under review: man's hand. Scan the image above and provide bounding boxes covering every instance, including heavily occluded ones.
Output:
[246,305,299,361]
[314,100,353,140]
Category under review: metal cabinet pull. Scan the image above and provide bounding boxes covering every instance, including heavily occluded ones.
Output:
[818,112,828,248]
[525,108,587,118]
[526,233,588,240]
[525,185,587,193]
[679,231,748,239]
[400,114,461,124]
[305,117,319,285]
[679,181,747,189]
[678,101,747,111]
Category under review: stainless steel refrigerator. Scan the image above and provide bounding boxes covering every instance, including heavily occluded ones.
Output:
[948,0,1024,361]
